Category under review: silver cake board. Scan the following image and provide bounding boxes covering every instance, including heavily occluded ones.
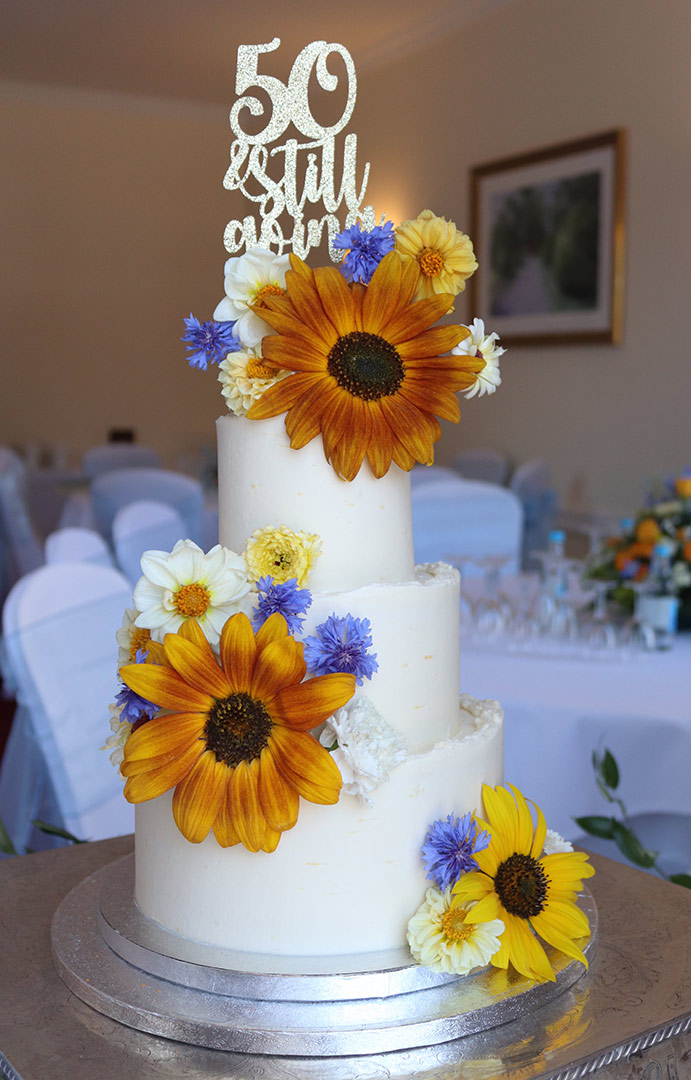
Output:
[51,853,597,1057]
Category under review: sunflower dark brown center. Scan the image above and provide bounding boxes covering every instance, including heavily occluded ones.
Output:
[494,853,549,919]
[204,692,272,767]
[327,331,404,401]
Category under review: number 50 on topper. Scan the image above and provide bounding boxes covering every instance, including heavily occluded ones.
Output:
[222,39,375,262]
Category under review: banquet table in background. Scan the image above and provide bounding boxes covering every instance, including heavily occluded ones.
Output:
[461,635,691,840]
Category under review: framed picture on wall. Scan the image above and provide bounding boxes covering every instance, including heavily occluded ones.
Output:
[470,130,626,345]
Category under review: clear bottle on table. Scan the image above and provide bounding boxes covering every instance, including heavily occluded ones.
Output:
[637,539,679,650]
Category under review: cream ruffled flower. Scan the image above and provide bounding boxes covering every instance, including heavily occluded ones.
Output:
[244,525,322,587]
[213,248,290,349]
[319,697,406,806]
[218,346,288,417]
[543,829,574,855]
[395,209,477,302]
[115,607,154,666]
[452,318,504,398]
[133,539,251,646]
[102,703,133,776]
[407,887,504,976]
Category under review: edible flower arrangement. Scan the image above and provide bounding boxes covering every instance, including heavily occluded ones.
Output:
[586,470,691,621]
[408,784,594,983]
[182,210,505,481]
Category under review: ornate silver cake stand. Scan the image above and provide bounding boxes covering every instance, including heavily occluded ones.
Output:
[51,854,597,1057]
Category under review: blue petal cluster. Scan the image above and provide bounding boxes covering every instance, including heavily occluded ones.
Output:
[303,613,378,685]
[115,648,159,724]
[181,314,241,371]
[332,221,396,285]
[251,576,312,636]
[421,812,492,891]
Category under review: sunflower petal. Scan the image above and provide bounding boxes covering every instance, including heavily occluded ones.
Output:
[506,913,556,983]
[247,373,320,420]
[262,334,326,372]
[384,293,458,345]
[163,633,231,700]
[250,635,307,700]
[122,711,204,764]
[255,612,290,651]
[262,826,281,853]
[378,394,440,465]
[123,740,203,802]
[284,266,336,346]
[270,672,356,730]
[285,379,338,449]
[257,745,299,832]
[398,377,461,423]
[228,758,267,852]
[270,726,342,803]
[172,749,228,843]
[361,252,404,335]
[314,265,356,337]
[120,661,214,713]
[396,324,467,359]
[219,611,257,694]
[366,403,395,478]
[213,785,241,848]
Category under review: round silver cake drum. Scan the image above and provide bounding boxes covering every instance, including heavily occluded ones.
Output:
[51,854,597,1057]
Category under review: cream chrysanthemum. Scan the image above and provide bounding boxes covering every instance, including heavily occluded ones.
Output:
[244,525,322,587]
[395,209,477,302]
[319,697,406,806]
[102,703,133,775]
[133,539,251,646]
[218,346,287,417]
[213,248,290,349]
[452,319,504,398]
[407,887,504,976]
[115,607,155,666]
[543,829,574,855]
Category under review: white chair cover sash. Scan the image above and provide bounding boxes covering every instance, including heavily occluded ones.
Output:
[112,500,186,584]
[90,468,204,545]
[0,563,134,851]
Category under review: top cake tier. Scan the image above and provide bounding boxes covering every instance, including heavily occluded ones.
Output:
[217,414,416,592]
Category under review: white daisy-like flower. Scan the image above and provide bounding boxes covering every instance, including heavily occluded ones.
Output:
[218,345,288,417]
[102,703,133,776]
[673,560,691,589]
[452,317,504,398]
[543,828,574,855]
[133,539,251,646]
[407,887,504,975]
[115,607,153,666]
[319,697,406,806]
[213,248,291,349]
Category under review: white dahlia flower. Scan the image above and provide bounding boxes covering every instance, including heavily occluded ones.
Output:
[452,318,504,398]
[213,248,290,349]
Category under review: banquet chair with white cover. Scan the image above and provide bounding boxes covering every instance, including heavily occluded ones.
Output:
[90,468,204,546]
[0,448,44,603]
[409,464,463,489]
[0,563,134,853]
[82,443,161,479]
[509,459,558,568]
[45,527,114,568]
[113,500,186,585]
[411,474,524,576]
[452,448,510,486]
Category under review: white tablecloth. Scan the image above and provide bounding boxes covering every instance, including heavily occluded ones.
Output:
[460,636,690,840]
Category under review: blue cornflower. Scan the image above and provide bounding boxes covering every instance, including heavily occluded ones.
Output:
[421,812,492,891]
[332,220,396,285]
[303,613,378,685]
[252,576,312,636]
[115,648,159,723]
[181,313,241,371]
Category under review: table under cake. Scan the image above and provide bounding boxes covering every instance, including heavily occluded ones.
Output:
[1,836,690,1079]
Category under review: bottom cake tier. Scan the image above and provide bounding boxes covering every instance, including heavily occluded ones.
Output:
[133,694,503,958]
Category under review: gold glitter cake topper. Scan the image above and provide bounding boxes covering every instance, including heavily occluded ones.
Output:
[223,39,375,262]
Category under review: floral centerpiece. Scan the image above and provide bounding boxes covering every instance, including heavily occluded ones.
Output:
[587,470,691,625]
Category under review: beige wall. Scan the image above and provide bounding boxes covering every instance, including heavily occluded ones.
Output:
[2,0,690,516]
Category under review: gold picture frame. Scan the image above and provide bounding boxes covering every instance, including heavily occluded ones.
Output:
[470,130,626,346]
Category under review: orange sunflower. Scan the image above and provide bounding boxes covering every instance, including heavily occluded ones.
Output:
[119,612,355,852]
[245,251,484,481]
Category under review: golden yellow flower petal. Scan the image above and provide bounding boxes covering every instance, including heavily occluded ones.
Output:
[261,333,326,372]
[284,262,336,346]
[366,404,395,478]
[396,324,467,360]
[121,711,204,764]
[481,784,518,859]
[249,635,307,702]
[123,740,203,803]
[270,726,342,804]
[228,758,267,853]
[270,671,356,731]
[120,662,214,714]
[163,633,231,700]
[361,252,406,335]
[246,372,322,421]
[284,379,338,449]
[261,826,281,853]
[257,745,299,832]
[378,394,440,465]
[219,611,257,694]
[399,378,461,424]
[176,618,208,648]
[457,889,502,924]
[383,293,459,346]
[254,612,290,651]
[213,786,241,848]
[172,749,228,843]
[502,912,556,983]
[314,265,356,337]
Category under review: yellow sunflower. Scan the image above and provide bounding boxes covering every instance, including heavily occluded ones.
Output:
[245,251,483,481]
[451,783,595,984]
[119,612,355,852]
[394,209,478,302]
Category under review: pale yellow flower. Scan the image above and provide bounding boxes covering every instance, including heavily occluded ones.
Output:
[102,703,133,776]
[395,209,477,302]
[244,525,322,587]
[218,347,287,417]
[407,887,504,975]
[115,607,154,666]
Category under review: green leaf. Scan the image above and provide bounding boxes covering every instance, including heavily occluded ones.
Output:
[0,814,17,856]
[611,821,657,868]
[595,777,615,804]
[668,873,691,889]
[32,820,85,844]
[599,749,620,790]
[573,815,615,838]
